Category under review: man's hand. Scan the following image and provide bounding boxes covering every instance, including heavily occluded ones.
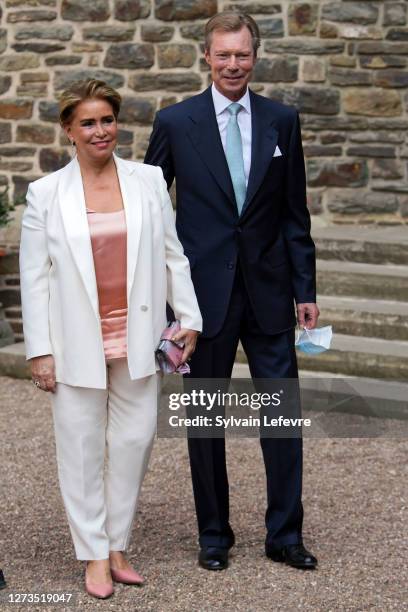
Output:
[30,355,56,393]
[171,328,200,363]
[296,303,320,330]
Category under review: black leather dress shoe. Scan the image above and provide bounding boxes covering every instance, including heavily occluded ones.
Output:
[266,543,317,570]
[198,547,229,571]
[0,569,6,589]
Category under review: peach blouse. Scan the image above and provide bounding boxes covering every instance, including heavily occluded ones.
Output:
[87,208,127,360]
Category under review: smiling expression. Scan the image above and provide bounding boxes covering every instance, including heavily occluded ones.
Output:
[205,27,257,102]
[64,98,118,164]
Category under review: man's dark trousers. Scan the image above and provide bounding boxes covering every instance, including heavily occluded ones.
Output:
[185,264,303,550]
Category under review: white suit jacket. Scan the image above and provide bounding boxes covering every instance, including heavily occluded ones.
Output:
[19,154,202,389]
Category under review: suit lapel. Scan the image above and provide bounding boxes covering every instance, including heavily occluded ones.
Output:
[241,91,279,216]
[186,88,236,209]
[114,154,142,302]
[58,157,100,318]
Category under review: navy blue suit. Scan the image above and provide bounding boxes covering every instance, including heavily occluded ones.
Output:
[145,86,316,550]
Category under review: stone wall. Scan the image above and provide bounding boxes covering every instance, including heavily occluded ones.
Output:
[0,0,407,224]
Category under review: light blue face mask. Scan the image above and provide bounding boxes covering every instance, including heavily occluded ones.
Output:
[295,326,333,355]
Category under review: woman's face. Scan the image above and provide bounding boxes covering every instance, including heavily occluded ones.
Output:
[64,98,118,164]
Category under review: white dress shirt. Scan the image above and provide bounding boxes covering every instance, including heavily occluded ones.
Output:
[211,83,252,185]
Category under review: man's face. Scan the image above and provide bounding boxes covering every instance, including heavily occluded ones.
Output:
[205,26,256,101]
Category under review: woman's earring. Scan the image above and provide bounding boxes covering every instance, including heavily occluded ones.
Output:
[70,140,76,158]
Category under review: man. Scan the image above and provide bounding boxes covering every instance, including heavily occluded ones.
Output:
[145,11,319,571]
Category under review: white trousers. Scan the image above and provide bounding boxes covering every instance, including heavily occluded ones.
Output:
[51,358,158,560]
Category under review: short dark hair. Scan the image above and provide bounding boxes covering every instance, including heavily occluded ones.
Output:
[205,11,261,54]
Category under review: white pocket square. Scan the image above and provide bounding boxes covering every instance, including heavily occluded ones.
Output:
[273,145,282,157]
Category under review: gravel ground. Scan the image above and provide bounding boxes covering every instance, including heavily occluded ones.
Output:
[0,376,407,612]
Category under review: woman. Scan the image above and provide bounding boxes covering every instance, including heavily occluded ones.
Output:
[19,79,202,599]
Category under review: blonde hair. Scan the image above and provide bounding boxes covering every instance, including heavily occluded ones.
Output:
[59,79,122,126]
[205,11,261,55]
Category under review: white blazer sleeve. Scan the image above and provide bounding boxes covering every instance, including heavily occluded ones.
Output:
[19,183,53,360]
[157,167,202,332]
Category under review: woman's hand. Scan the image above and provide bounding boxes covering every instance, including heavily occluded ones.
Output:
[171,328,200,363]
[30,355,56,393]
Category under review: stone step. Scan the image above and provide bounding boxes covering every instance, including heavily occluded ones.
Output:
[0,286,21,308]
[0,342,29,379]
[317,260,408,301]
[237,334,408,381]
[229,364,408,421]
[313,225,408,266]
[318,295,408,341]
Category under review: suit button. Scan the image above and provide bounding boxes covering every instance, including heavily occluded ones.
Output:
[141,305,148,311]
[227,262,235,270]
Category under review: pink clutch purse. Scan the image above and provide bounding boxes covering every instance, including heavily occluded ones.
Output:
[155,321,190,375]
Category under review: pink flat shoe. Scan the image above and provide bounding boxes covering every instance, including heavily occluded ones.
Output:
[110,567,144,585]
[85,575,114,599]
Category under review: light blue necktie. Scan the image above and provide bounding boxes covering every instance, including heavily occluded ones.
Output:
[225,102,246,215]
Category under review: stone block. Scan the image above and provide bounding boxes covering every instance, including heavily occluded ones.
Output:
[269,87,340,115]
[225,3,281,14]
[339,25,382,39]
[17,125,55,145]
[0,100,33,120]
[303,145,342,157]
[0,30,7,54]
[155,0,217,21]
[160,96,178,109]
[0,161,33,172]
[104,43,154,69]
[15,25,73,40]
[258,18,284,38]
[39,148,70,172]
[142,25,174,42]
[6,0,56,4]
[7,10,56,22]
[12,42,65,53]
[116,146,133,159]
[129,72,202,92]
[83,26,135,42]
[20,72,49,83]
[303,116,370,130]
[307,190,323,215]
[134,132,151,158]
[39,101,61,122]
[288,3,318,36]
[307,159,368,187]
[45,55,81,65]
[301,58,326,82]
[357,41,408,54]
[264,39,344,54]
[343,88,402,117]
[329,55,356,67]
[158,44,196,68]
[72,43,103,53]
[371,182,408,194]
[54,70,125,91]
[252,57,298,82]
[349,131,403,144]
[61,0,110,21]
[346,146,396,158]
[360,55,406,69]
[400,196,408,218]
[114,0,151,20]
[0,124,12,144]
[386,28,408,42]
[319,22,338,39]
[372,159,404,180]
[373,69,408,88]
[328,190,399,214]
[329,67,371,86]
[0,77,11,96]
[320,132,345,144]
[179,24,205,41]
[383,3,406,27]
[17,83,47,97]
[0,146,36,157]
[119,97,156,125]
[322,2,378,25]
[0,54,40,71]
[12,175,40,200]
[117,129,133,145]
